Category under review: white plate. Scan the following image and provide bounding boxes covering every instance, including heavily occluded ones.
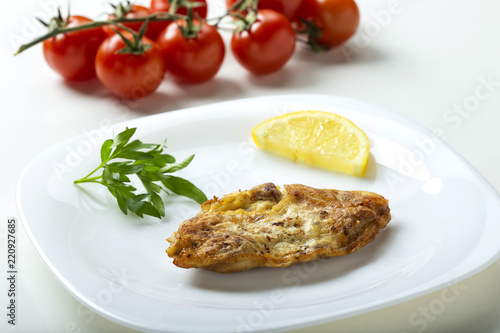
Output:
[17,94,500,333]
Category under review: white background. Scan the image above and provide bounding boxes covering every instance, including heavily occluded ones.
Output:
[2,0,500,332]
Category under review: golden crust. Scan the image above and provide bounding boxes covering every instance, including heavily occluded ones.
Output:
[166,183,391,273]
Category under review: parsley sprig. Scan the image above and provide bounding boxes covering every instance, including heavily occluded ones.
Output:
[74,127,207,218]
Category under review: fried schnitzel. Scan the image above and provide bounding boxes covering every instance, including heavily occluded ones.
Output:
[166,183,391,273]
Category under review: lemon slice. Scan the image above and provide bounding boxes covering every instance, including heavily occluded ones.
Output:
[251,111,370,177]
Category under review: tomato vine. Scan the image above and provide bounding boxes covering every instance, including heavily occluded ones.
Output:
[15,0,360,99]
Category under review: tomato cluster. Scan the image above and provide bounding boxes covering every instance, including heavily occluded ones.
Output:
[41,0,359,100]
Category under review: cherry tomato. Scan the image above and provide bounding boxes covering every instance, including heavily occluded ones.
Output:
[103,5,165,41]
[42,16,107,80]
[231,9,296,75]
[259,0,303,20]
[225,0,251,16]
[150,0,208,19]
[226,0,303,20]
[157,20,225,83]
[299,0,359,47]
[95,33,165,99]
[103,5,150,35]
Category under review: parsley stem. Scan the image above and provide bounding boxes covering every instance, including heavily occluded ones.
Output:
[73,163,105,184]
[76,175,103,183]
[74,179,103,185]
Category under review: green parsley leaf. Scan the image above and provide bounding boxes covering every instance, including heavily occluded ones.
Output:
[101,139,114,162]
[160,154,194,173]
[112,127,136,149]
[161,175,207,205]
[74,127,206,219]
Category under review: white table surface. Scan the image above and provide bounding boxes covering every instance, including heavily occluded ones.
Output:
[2,0,500,332]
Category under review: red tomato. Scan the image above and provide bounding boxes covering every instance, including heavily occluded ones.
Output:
[258,0,303,20]
[146,19,171,41]
[225,0,251,16]
[95,33,165,99]
[226,0,303,20]
[231,9,296,75]
[103,5,165,41]
[42,16,107,80]
[157,20,225,83]
[150,0,208,19]
[103,5,150,35]
[299,0,359,47]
